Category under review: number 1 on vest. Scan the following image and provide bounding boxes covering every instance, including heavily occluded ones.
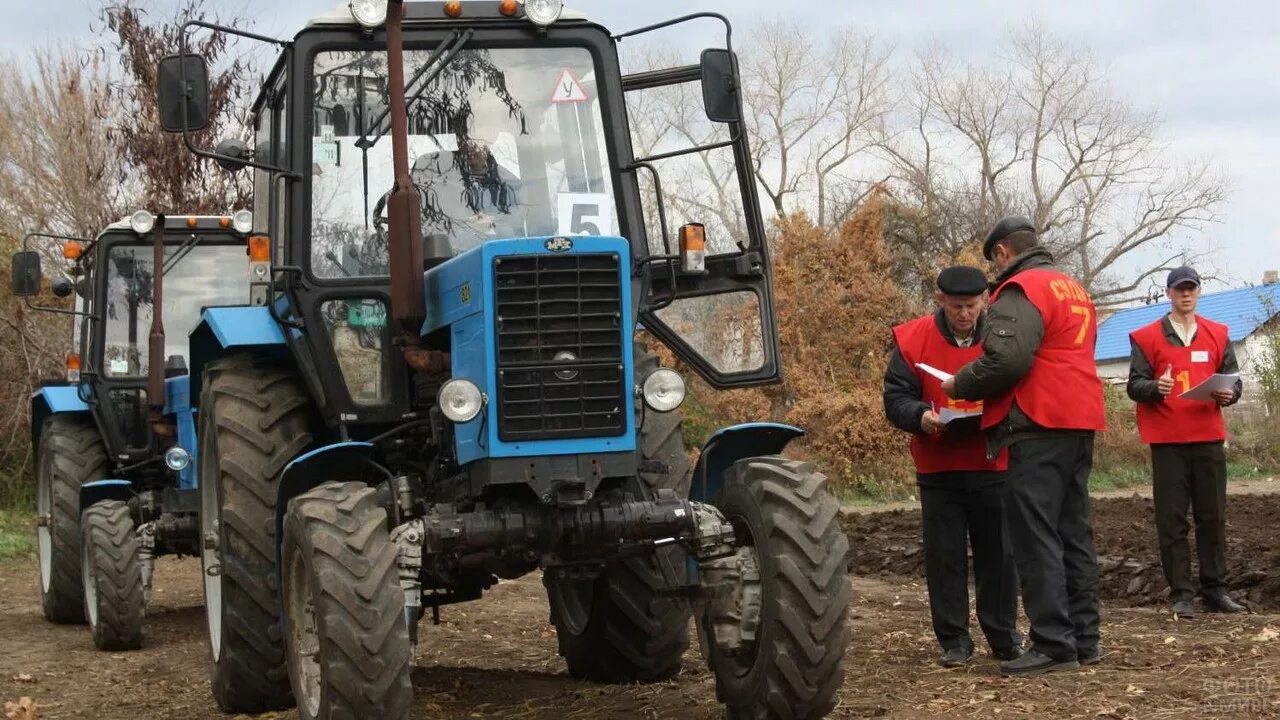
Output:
[1069,304,1094,345]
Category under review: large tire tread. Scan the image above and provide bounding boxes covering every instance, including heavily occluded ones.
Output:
[714,456,851,720]
[39,416,107,623]
[82,501,144,651]
[283,482,412,720]
[202,354,314,713]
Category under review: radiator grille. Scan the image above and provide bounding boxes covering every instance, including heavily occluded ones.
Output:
[493,253,626,441]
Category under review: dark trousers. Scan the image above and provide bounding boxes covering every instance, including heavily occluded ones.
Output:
[1151,442,1228,602]
[919,472,1020,653]
[1002,435,1101,662]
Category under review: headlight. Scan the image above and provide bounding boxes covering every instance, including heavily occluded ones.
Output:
[439,379,485,423]
[642,368,686,413]
[164,446,191,472]
[130,209,155,235]
[232,209,253,235]
[523,0,563,26]
[349,0,388,29]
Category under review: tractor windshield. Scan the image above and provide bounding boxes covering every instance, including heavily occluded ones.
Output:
[309,45,614,279]
[102,242,249,378]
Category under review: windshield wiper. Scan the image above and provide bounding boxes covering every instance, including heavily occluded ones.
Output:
[354,28,474,151]
[162,233,200,276]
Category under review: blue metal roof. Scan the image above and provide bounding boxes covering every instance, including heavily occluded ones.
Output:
[1095,284,1280,362]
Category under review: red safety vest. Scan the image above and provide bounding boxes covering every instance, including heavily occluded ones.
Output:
[1130,316,1229,444]
[981,268,1107,432]
[892,315,1009,473]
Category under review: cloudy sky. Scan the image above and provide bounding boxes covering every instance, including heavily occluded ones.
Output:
[6,0,1278,294]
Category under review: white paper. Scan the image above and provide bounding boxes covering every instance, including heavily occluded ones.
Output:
[939,407,982,424]
[915,363,954,382]
[1179,373,1240,401]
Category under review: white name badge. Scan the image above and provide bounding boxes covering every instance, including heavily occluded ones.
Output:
[1191,350,1210,363]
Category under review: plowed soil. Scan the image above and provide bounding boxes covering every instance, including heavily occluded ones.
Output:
[2,491,1279,718]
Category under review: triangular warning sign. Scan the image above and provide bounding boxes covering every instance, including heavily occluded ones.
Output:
[550,69,588,104]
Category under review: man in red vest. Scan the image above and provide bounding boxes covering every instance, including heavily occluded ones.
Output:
[1127,266,1245,617]
[883,266,1022,668]
[941,216,1106,676]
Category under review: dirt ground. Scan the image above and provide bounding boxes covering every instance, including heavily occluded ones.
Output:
[3,493,1280,719]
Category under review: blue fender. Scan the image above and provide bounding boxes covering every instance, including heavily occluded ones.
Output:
[188,306,289,403]
[273,442,377,569]
[30,385,91,449]
[689,423,806,503]
[80,479,133,513]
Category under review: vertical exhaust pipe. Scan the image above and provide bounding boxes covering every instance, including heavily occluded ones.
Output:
[148,215,167,430]
[385,0,426,338]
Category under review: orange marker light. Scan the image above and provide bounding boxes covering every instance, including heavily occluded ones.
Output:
[186,217,198,228]
[62,241,83,260]
[66,353,81,382]
[248,235,271,263]
[219,216,232,229]
[499,0,519,15]
[444,0,463,17]
[679,223,707,274]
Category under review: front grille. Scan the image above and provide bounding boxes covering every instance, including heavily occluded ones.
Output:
[494,253,626,442]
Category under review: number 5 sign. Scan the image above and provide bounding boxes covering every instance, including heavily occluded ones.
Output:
[557,193,613,237]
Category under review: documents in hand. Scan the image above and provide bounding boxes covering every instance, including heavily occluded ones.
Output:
[1179,373,1240,401]
[938,407,982,425]
[915,363,954,382]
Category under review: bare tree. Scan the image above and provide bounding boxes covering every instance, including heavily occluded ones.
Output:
[876,25,1226,306]
[741,19,893,225]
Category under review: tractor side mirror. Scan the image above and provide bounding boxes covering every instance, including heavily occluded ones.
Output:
[157,54,212,133]
[11,251,42,297]
[700,49,741,124]
[51,276,74,298]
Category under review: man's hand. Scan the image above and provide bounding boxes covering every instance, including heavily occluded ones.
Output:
[920,410,944,435]
[1157,373,1175,397]
[941,377,958,398]
[1212,388,1234,406]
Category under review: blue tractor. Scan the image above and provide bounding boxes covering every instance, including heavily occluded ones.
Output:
[158,2,851,718]
[11,212,259,650]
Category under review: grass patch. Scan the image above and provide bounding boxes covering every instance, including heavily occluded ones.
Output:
[0,509,33,564]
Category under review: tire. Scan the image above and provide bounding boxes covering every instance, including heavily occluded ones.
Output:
[81,501,144,651]
[701,457,851,720]
[281,482,412,720]
[199,354,314,713]
[36,415,107,624]
[545,345,693,683]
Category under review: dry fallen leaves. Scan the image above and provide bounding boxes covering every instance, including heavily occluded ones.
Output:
[1250,627,1279,643]
[3,697,37,720]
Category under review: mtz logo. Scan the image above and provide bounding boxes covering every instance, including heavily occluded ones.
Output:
[545,237,573,252]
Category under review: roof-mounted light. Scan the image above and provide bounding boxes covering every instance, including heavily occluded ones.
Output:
[232,209,254,235]
[349,0,388,29]
[130,210,155,235]
[523,0,563,26]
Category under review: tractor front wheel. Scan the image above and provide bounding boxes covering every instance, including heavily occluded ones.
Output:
[281,482,412,720]
[699,456,851,720]
[81,501,144,651]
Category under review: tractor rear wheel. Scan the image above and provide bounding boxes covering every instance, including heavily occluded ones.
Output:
[199,354,314,713]
[281,482,412,720]
[81,500,144,651]
[545,346,693,683]
[36,415,107,623]
[699,456,851,720]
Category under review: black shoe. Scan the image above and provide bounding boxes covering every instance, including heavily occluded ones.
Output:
[999,650,1079,676]
[1171,599,1196,618]
[992,645,1025,662]
[1078,647,1101,666]
[939,646,974,668]
[1201,591,1247,614]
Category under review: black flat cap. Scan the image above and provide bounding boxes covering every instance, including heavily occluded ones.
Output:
[1166,266,1201,288]
[983,215,1037,260]
[936,265,988,296]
